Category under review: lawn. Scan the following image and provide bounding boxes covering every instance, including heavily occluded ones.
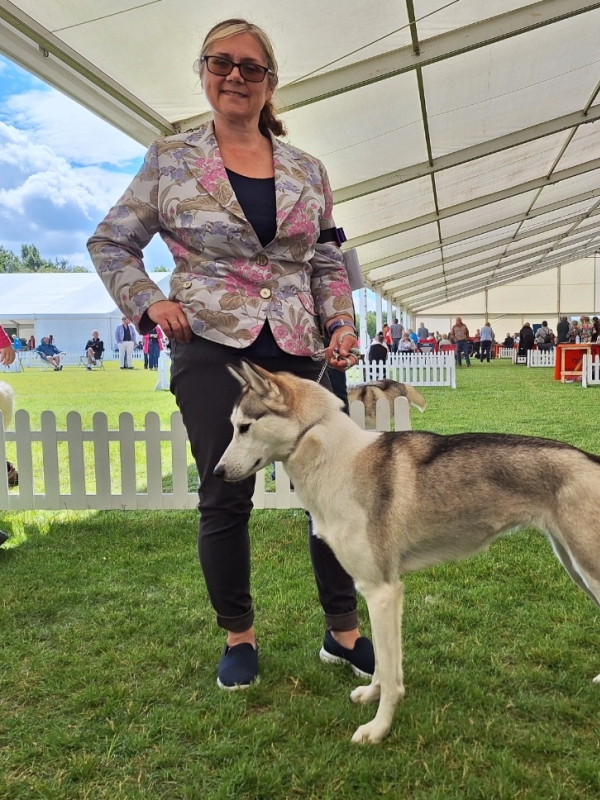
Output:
[1,359,600,799]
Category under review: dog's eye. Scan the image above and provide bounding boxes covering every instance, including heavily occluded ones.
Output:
[238,423,251,434]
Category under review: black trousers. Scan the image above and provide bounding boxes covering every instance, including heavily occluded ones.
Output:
[479,340,492,361]
[170,335,359,633]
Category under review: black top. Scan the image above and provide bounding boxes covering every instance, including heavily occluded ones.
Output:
[226,168,276,248]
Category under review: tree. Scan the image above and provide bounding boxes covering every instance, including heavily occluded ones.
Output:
[151,266,169,272]
[0,244,88,273]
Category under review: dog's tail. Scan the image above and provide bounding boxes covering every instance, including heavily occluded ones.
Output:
[404,384,427,412]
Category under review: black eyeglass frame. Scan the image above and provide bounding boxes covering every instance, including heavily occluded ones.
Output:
[201,55,273,83]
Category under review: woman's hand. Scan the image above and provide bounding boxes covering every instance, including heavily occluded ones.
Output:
[147,300,193,343]
[0,345,15,366]
[324,328,359,372]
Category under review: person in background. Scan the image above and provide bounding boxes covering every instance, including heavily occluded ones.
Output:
[389,318,403,353]
[555,316,570,344]
[479,321,494,362]
[115,317,137,369]
[591,316,600,343]
[568,319,581,343]
[0,325,19,488]
[503,333,514,348]
[27,335,36,350]
[11,335,22,351]
[85,330,105,370]
[438,332,452,347]
[87,18,372,691]
[534,320,554,351]
[518,322,535,357]
[399,331,416,352]
[382,323,393,348]
[450,316,471,367]
[143,325,166,370]
[408,328,418,344]
[36,336,62,370]
[368,332,389,363]
[471,328,481,360]
[579,315,593,343]
[417,321,429,339]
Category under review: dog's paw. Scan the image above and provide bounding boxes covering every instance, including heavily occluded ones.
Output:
[350,683,380,704]
[351,720,390,745]
[593,673,600,685]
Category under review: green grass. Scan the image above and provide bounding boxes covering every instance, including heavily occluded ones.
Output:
[1,359,600,799]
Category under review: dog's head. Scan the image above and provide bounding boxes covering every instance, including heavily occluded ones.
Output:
[214,361,340,482]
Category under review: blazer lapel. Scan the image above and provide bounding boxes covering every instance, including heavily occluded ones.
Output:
[181,122,247,223]
[271,134,307,233]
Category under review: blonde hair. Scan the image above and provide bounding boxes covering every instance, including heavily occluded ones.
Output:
[196,18,286,138]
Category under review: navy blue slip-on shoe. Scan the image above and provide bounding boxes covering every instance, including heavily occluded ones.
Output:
[319,630,374,679]
[217,643,259,690]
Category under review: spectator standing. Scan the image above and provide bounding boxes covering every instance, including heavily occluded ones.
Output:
[0,325,18,487]
[479,321,494,362]
[556,316,570,344]
[115,317,137,369]
[471,329,481,360]
[568,320,581,343]
[382,324,393,348]
[518,322,535,357]
[85,331,105,369]
[368,333,388,363]
[417,322,429,339]
[580,315,593,343]
[143,325,166,370]
[591,316,600,343]
[450,316,471,367]
[27,335,36,350]
[389,318,403,353]
[36,337,62,370]
[534,321,554,351]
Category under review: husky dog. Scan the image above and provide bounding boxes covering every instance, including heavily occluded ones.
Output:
[215,362,600,744]
[348,379,426,428]
[0,381,18,487]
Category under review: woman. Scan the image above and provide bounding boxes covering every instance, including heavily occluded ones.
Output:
[88,19,372,690]
[518,322,535,357]
[142,325,165,370]
[580,315,593,344]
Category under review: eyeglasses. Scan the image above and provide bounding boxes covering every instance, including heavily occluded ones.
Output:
[201,55,272,83]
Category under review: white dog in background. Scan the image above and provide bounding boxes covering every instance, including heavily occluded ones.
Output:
[0,381,18,487]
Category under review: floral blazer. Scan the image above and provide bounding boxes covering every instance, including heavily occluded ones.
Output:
[87,121,354,356]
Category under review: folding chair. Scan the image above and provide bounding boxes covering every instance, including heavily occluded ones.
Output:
[36,352,57,371]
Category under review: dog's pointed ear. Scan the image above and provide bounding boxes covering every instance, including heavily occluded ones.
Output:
[227,361,281,400]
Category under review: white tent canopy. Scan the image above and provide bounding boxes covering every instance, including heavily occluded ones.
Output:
[0,272,172,351]
[1,0,600,315]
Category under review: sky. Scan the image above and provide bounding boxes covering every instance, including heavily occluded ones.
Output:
[0,54,172,271]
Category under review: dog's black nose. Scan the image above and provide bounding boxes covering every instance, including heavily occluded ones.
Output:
[213,463,225,478]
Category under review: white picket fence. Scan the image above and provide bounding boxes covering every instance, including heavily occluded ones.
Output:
[0,398,411,512]
[526,349,556,367]
[497,347,515,359]
[348,354,456,389]
[582,354,600,388]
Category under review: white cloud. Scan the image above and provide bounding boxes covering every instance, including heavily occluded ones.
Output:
[5,88,146,166]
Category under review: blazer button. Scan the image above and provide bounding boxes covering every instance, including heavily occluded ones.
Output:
[182,281,192,289]
[255,254,268,266]
[259,287,272,299]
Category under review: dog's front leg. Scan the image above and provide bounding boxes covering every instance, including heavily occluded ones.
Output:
[351,581,405,744]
